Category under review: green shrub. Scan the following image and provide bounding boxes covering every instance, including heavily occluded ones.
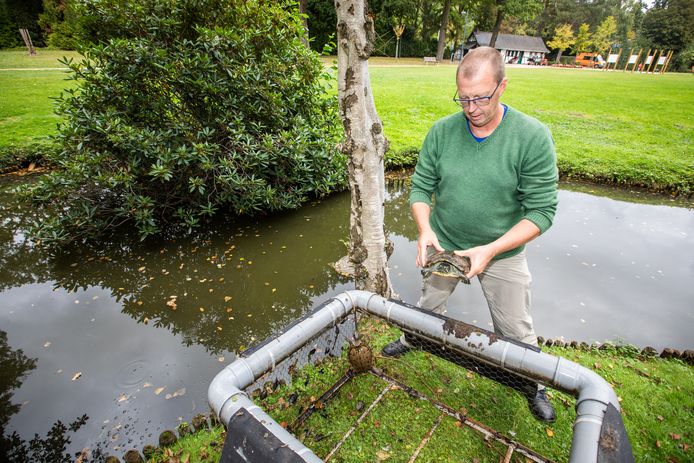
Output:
[384,147,419,170]
[18,0,346,245]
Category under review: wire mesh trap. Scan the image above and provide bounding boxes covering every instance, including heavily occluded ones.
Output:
[212,292,634,463]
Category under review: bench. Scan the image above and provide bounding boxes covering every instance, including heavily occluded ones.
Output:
[423,56,438,65]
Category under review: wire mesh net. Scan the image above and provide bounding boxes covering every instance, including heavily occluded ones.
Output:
[243,303,577,463]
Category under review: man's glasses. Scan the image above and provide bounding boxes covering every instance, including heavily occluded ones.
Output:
[453,80,502,108]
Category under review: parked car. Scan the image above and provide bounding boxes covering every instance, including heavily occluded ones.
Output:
[575,53,605,68]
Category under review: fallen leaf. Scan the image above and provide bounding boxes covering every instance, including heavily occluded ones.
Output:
[657,415,664,421]
[454,421,462,427]
[224,296,232,302]
[656,440,662,448]
[376,450,390,461]
[546,428,554,437]
[154,387,165,395]
[669,433,681,441]
[117,394,128,403]
[71,372,82,381]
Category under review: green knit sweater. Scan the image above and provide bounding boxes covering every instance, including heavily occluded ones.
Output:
[409,106,558,260]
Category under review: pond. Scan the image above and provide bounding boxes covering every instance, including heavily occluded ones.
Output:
[0,173,692,459]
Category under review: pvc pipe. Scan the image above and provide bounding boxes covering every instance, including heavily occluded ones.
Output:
[209,290,625,463]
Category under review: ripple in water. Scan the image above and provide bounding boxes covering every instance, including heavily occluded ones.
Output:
[115,358,149,389]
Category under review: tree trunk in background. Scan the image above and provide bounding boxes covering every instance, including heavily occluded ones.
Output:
[489,0,504,48]
[436,0,452,62]
[535,0,550,37]
[299,0,310,48]
[334,0,393,298]
[556,49,563,62]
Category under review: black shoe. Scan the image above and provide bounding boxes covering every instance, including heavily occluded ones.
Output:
[529,389,556,422]
[381,338,412,357]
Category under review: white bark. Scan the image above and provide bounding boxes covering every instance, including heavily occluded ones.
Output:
[334,0,393,297]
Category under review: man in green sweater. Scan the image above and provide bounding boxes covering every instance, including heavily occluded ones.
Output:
[381,47,559,422]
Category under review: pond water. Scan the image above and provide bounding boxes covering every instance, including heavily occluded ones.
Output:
[0,174,692,459]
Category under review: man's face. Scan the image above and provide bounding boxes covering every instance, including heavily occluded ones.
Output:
[456,70,507,128]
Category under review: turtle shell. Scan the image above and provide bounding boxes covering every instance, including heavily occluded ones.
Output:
[421,251,471,284]
[348,342,374,373]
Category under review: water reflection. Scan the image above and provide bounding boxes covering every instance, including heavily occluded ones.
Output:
[0,173,692,459]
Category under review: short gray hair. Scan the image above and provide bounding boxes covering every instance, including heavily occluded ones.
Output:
[457,46,505,83]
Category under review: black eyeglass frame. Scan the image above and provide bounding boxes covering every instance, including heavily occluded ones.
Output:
[452,80,503,108]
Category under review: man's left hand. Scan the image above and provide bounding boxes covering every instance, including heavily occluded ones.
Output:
[454,244,496,278]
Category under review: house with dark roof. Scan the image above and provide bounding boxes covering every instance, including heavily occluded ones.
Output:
[465,31,550,65]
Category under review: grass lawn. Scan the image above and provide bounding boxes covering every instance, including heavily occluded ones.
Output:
[371,65,693,194]
[1,51,692,193]
[145,317,693,463]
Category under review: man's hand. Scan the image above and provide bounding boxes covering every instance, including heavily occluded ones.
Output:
[454,244,496,278]
[417,229,444,267]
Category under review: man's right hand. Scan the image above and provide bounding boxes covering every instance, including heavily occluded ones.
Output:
[416,229,444,267]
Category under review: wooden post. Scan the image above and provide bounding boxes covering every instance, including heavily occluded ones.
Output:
[642,49,651,73]
[630,48,642,73]
[623,48,633,71]
[653,50,665,74]
[661,50,673,74]
[603,47,612,71]
[19,28,36,56]
[647,49,658,73]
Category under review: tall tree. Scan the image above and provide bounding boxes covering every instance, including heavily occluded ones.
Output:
[640,0,693,53]
[591,15,617,53]
[436,0,452,61]
[334,0,393,297]
[573,22,592,53]
[489,0,542,48]
[546,23,574,62]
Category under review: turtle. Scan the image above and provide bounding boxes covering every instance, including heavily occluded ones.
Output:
[348,341,374,373]
[421,251,472,284]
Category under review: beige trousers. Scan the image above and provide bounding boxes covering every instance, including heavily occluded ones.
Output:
[402,250,538,347]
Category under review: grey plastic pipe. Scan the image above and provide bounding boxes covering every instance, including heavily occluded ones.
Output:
[209,290,621,463]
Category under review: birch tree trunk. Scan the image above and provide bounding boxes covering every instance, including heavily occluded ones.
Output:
[334,0,393,298]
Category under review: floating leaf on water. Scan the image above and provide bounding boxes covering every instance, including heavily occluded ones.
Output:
[71,372,82,381]
[56,369,63,374]
[226,307,233,313]
[138,266,146,272]
[143,317,149,324]
[272,288,276,293]
[218,357,224,362]
[143,382,152,388]
[117,394,128,403]
[74,300,80,304]
[137,301,143,306]
[224,296,233,302]
[43,341,51,348]
[199,307,205,312]
[219,278,225,282]
[154,387,165,395]
[216,326,223,331]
